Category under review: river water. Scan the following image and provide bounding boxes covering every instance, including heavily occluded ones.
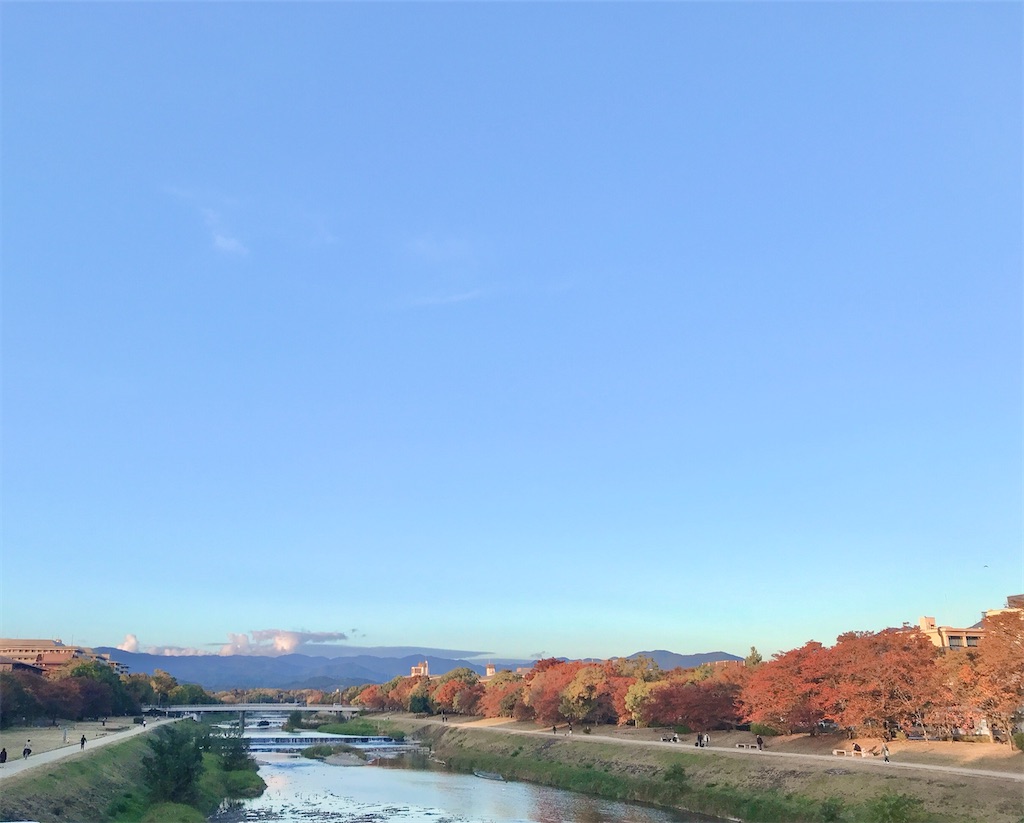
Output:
[210,754,719,822]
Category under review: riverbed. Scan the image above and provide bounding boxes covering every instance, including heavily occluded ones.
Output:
[210,754,716,822]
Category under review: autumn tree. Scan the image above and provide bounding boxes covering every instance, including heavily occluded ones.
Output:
[822,629,938,738]
[354,684,385,710]
[559,666,616,725]
[974,610,1024,741]
[926,649,980,738]
[741,642,827,733]
[524,661,581,725]
[478,671,525,718]
[0,672,43,726]
[624,680,655,727]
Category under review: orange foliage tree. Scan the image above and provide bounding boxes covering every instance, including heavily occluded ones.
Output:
[821,629,938,738]
[974,610,1024,740]
[741,642,827,733]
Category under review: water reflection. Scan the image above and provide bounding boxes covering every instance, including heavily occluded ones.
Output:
[212,754,715,822]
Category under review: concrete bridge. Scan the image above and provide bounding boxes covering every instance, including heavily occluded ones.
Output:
[143,703,364,722]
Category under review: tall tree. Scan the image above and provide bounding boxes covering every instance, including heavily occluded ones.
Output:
[741,642,827,734]
[974,610,1024,740]
[823,629,937,738]
[143,724,204,804]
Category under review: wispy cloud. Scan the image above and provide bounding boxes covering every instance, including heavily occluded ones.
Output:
[202,208,249,256]
[166,187,249,256]
[409,233,474,265]
[119,629,354,657]
[117,634,213,656]
[412,289,485,307]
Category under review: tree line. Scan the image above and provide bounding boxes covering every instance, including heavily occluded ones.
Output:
[0,663,216,727]
[342,610,1022,742]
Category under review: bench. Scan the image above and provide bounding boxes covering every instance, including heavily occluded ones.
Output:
[735,743,758,749]
[661,736,680,742]
[833,749,871,757]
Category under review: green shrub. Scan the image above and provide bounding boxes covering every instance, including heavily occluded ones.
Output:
[820,796,846,821]
[866,792,925,823]
[662,763,689,792]
[300,744,337,759]
[223,769,265,798]
[1012,731,1024,753]
[140,802,207,822]
[750,723,782,736]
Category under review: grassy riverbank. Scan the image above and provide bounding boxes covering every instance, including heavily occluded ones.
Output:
[391,719,1024,823]
[0,727,265,823]
[0,735,151,822]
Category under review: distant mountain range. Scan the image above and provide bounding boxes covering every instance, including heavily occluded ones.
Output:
[627,650,744,670]
[97,647,742,691]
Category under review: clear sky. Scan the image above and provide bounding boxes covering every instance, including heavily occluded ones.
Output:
[2,3,1020,662]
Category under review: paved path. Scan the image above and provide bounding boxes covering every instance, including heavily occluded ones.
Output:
[0,718,178,782]
[420,718,1024,783]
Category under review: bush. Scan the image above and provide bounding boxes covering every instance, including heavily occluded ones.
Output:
[662,763,689,792]
[820,796,846,821]
[750,723,782,737]
[140,802,207,822]
[223,769,265,798]
[866,792,925,823]
[1012,732,1024,753]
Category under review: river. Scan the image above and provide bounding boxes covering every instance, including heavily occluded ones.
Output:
[210,753,720,822]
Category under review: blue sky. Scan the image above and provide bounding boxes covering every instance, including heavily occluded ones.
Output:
[2,3,1020,661]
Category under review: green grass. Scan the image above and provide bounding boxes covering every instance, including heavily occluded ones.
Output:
[0,731,266,823]
[317,718,406,740]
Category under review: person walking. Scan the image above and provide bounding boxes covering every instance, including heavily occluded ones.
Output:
[756,735,764,751]
[882,742,890,763]
[1,747,7,765]
[23,739,31,759]
[80,735,87,750]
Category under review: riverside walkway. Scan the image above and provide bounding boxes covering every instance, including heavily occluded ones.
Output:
[0,717,177,782]
[413,717,1024,784]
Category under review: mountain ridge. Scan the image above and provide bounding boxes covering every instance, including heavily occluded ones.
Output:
[97,647,742,691]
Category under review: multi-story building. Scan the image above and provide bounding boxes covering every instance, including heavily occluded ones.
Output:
[0,638,128,676]
[917,594,1022,650]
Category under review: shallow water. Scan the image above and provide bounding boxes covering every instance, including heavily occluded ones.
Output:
[211,754,714,822]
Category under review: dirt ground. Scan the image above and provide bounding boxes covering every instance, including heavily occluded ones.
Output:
[0,718,136,760]
[463,718,1023,774]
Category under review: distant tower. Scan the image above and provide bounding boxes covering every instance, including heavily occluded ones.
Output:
[411,660,429,677]
[485,663,496,678]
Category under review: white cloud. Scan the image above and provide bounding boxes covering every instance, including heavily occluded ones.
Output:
[219,629,351,656]
[117,633,139,652]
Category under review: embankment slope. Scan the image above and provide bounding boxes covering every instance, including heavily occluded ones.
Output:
[392,717,1024,823]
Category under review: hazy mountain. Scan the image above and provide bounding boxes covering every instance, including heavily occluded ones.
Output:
[627,650,743,670]
[96,648,495,691]
[97,647,743,691]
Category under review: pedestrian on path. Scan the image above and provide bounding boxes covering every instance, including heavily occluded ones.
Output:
[23,740,31,759]
[1,747,7,765]
[80,735,87,750]
[756,735,764,750]
[882,742,890,763]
